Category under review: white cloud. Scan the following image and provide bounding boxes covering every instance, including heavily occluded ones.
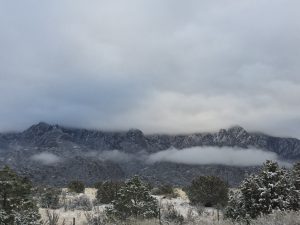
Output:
[31,152,62,165]
[147,146,280,167]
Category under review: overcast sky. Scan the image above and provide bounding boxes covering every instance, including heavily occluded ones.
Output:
[0,0,300,137]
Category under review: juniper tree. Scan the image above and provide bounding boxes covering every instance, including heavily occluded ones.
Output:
[106,176,158,220]
[186,176,228,207]
[96,180,124,204]
[0,166,40,225]
[67,180,85,193]
[226,160,299,221]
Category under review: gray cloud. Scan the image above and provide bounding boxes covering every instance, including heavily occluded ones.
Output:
[147,147,281,167]
[0,1,300,137]
[31,152,62,165]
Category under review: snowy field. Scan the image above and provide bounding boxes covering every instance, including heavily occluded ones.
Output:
[39,188,300,225]
[39,188,221,225]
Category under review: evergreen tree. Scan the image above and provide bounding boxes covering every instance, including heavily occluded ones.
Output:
[290,161,300,210]
[96,181,124,204]
[0,166,40,225]
[106,176,158,220]
[67,180,85,193]
[186,176,228,207]
[292,161,300,190]
[256,161,292,213]
[38,187,61,209]
[226,160,299,221]
[224,190,247,222]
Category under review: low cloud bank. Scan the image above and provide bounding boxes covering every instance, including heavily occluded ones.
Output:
[147,146,280,167]
[90,146,285,167]
[31,152,62,165]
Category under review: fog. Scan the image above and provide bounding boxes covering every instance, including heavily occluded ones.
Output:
[88,146,284,167]
[147,146,279,167]
[31,152,62,165]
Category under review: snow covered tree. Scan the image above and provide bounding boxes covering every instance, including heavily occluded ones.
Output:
[292,161,300,190]
[226,160,298,221]
[106,176,158,220]
[224,190,248,222]
[0,166,40,224]
[256,161,294,213]
[290,161,300,210]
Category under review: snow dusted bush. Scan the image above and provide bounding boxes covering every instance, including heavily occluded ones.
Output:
[66,194,93,211]
[84,208,110,225]
[161,202,184,225]
[106,176,158,220]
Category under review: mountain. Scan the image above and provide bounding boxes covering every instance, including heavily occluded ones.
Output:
[0,122,299,187]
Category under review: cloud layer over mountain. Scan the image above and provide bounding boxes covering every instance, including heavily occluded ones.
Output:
[0,1,300,137]
[31,152,62,165]
[147,147,279,167]
[86,147,284,167]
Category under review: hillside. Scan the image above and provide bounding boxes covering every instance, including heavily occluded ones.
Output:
[0,122,299,186]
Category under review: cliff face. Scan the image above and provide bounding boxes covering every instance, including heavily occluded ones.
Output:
[0,122,299,186]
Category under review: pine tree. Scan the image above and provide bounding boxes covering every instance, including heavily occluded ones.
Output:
[226,160,299,221]
[292,161,300,190]
[0,166,40,224]
[258,161,296,213]
[106,176,158,220]
[290,161,300,210]
[224,190,249,222]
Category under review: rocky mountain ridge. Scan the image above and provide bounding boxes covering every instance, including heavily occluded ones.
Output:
[0,122,299,186]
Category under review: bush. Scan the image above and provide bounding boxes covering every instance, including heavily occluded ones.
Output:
[186,176,228,207]
[106,176,158,219]
[38,187,61,209]
[161,203,184,225]
[68,180,85,193]
[96,180,124,204]
[67,194,93,211]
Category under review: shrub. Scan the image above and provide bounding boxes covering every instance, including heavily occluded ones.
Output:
[186,176,228,207]
[96,180,124,204]
[67,194,93,211]
[39,187,61,209]
[67,180,85,193]
[161,203,184,225]
[106,176,158,220]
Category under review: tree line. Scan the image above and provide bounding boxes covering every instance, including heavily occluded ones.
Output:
[0,160,299,224]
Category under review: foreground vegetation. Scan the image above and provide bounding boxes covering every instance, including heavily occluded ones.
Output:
[0,160,299,224]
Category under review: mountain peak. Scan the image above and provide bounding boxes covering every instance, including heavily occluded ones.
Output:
[24,122,54,136]
[227,125,248,138]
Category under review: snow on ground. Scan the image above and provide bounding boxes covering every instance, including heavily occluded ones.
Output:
[40,188,220,225]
